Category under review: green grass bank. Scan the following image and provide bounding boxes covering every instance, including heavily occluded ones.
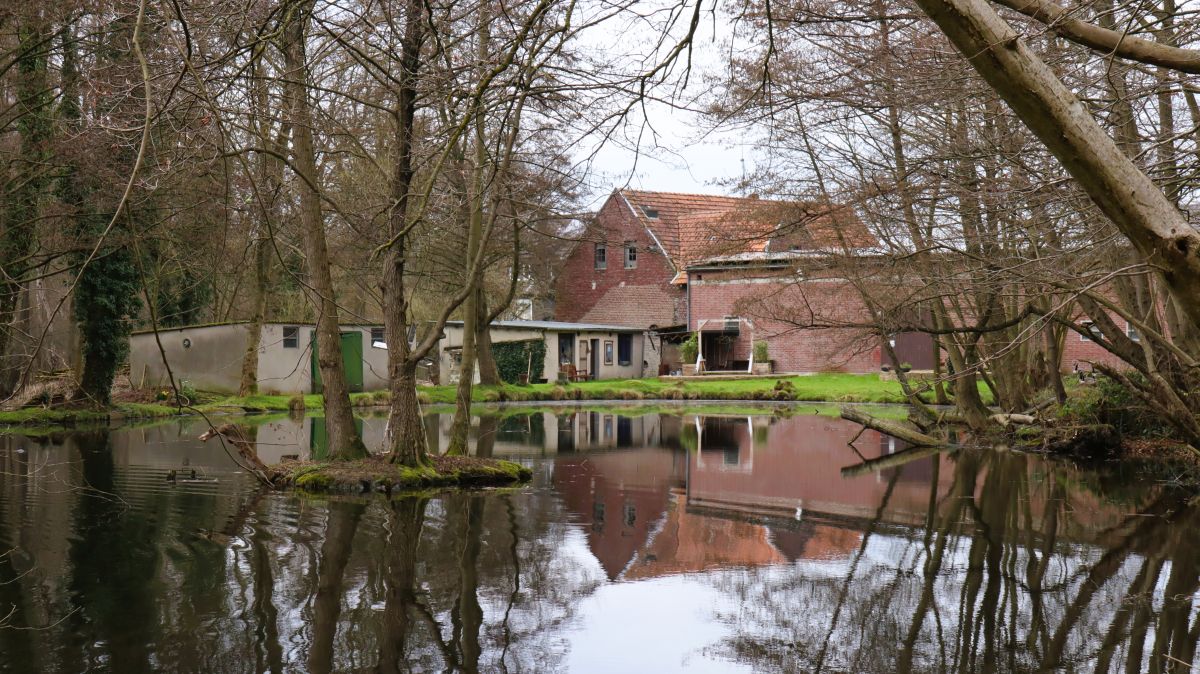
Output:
[2,374,966,427]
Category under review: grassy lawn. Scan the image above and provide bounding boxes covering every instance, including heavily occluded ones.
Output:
[420,373,957,405]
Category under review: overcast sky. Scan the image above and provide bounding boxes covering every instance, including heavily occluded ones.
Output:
[570,3,761,208]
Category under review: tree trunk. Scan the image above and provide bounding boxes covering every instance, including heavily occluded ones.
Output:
[282,0,366,460]
[237,237,269,396]
[446,12,493,457]
[0,15,51,397]
[912,0,1200,335]
[475,289,500,385]
[388,364,430,466]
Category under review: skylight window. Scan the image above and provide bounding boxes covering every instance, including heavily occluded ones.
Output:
[641,206,659,219]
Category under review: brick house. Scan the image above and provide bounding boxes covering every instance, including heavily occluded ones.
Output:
[556,188,1133,374]
[555,189,895,372]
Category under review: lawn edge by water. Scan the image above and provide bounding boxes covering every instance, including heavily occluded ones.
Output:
[1,374,953,427]
[272,455,532,493]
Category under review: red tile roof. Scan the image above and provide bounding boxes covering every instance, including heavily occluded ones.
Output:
[617,189,875,268]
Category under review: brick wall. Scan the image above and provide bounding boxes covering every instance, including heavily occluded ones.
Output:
[554,193,683,327]
[688,274,882,373]
[1059,312,1142,372]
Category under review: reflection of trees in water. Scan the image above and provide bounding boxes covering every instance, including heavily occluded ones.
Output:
[709,449,1200,673]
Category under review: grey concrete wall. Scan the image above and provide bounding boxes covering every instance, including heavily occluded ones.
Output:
[256,324,389,393]
[254,324,312,394]
[133,323,390,395]
[130,324,250,393]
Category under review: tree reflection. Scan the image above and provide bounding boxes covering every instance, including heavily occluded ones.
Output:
[712,447,1200,673]
[376,496,429,671]
[308,499,365,674]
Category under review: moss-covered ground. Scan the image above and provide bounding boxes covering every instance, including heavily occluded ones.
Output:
[272,454,532,493]
[0,402,180,426]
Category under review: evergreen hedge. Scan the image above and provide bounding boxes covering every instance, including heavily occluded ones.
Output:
[493,339,546,384]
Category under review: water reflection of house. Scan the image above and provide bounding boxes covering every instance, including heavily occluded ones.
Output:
[623,490,787,579]
[622,490,863,580]
[431,411,676,457]
[552,448,686,580]
[684,414,949,525]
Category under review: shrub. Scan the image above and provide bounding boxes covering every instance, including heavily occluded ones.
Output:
[680,333,699,364]
[287,394,306,412]
[372,390,390,403]
[753,340,769,362]
[1062,374,1174,439]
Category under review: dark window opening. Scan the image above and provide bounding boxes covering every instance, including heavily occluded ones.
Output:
[371,327,385,348]
[624,243,637,268]
[594,244,607,270]
[283,326,299,348]
[617,334,632,366]
[641,206,659,219]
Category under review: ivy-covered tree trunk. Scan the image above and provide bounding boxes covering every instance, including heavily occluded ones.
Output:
[282,0,366,460]
[59,23,140,406]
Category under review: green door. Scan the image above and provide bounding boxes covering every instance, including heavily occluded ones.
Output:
[311,331,365,393]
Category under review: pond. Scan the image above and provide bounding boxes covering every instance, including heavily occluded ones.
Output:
[0,406,1197,673]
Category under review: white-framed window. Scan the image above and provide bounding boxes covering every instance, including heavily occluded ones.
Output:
[1079,321,1103,342]
[282,326,299,348]
[594,243,607,270]
[371,327,386,349]
[1126,321,1141,342]
[624,243,637,269]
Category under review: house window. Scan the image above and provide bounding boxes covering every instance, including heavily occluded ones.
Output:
[624,243,637,269]
[371,327,385,349]
[1126,322,1141,342]
[1079,321,1103,342]
[623,502,637,526]
[283,326,299,348]
[641,206,659,219]
[617,334,632,366]
[594,243,607,270]
[604,340,614,365]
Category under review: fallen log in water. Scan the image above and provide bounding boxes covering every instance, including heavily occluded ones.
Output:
[841,444,956,478]
[840,406,943,447]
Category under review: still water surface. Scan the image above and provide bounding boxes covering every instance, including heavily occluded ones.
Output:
[1,406,1198,673]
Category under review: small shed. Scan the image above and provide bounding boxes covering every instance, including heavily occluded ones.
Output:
[129,322,389,394]
[438,320,649,384]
